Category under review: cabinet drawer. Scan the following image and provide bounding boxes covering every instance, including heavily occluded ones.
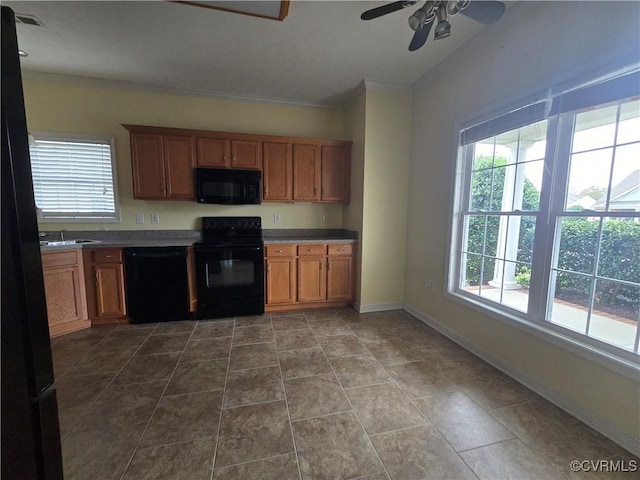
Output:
[265,245,296,257]
[298,244,327,256]
[42,250,80,269]
[92,249,123,263]
[328,244,353,256]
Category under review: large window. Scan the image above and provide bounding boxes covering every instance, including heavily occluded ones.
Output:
[450,68,640,358]
[30,133,118,221]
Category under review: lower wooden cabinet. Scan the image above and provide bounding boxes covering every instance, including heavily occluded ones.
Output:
[42,249,89,337]
[265,243,355,312]
[265,245,297,305]
[83,248,127,325]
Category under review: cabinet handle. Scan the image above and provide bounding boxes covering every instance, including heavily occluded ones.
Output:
[104,255,114,258]
[314,187,317,195]
[327,260,331,270]
[319,262,322,270]
[266,262,270,273]
[264,186,268,196]
[276,249,284,253]
[95,271,99,281]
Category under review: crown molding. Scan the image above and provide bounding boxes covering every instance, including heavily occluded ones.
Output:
[21,70,343,110]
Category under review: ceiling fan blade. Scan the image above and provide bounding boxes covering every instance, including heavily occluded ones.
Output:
[408,20,434,51]
[459,1,505,24]
[361,1,417,21]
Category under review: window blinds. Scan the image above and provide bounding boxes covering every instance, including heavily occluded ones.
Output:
[30,138,116,219]
[460,69,639,146]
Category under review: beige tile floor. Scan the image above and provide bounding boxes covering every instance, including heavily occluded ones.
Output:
[51,309,636,480]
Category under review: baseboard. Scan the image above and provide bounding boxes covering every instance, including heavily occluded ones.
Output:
[355,302,404,314]
[403,302,640,457]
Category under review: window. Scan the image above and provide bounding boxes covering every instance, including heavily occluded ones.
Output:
[450,68,640,359]
[30,133,119,221]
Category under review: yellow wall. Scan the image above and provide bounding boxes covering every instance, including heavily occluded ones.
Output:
[360,88,412,310]
[343,85,412,311]
[343,86,366,306]
[405,1,640,446]
[23,76,345,230]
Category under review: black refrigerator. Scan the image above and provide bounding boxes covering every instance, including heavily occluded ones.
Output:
[1,6,64,480]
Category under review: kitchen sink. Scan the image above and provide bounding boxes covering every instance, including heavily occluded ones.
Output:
[40,239,102,246]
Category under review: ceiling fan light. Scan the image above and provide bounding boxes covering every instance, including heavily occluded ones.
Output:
[434,19,451,40]
[408,9,427,31]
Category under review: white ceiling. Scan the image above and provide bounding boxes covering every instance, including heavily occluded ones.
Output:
[7,1,513,107]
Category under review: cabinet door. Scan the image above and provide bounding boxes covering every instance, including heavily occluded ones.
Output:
[298,257,327,303]
[94,263,126,317]
[263,142,292,201]
[321,145,350,203]
[266,257,296,305]
[196,136,230,168]
[231,139,262,170]
[327,255,353,301]
[131,133,165,199]
[43,265,87,333]
[293,144,320,201]
[164,135,195,199]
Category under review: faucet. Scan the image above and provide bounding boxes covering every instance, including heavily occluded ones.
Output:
[59,230,66,241]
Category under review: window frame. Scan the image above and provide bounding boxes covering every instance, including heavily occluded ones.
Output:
[446,68,640,379]
[30,132,121,223]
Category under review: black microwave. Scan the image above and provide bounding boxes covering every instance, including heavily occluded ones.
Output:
[195,168,262,205]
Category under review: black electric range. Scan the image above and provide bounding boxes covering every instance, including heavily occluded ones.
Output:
[194,217,264,319]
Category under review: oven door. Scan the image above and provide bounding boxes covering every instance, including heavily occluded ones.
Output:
[195,244,264,317]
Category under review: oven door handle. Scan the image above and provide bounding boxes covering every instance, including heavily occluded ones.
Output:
[198,246,262,252]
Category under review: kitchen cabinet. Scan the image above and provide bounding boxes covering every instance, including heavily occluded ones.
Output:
[231,139,262,169]
[265,242,355,312]
[320,145,350,203]
[124,124,350,203]
[126,128,195,200]
[83,248,127,324]
[327,244,354,300]
[297,245,327,303]
[263,142,292,201]
[265,245,297,305]
[42,249,89,336]
[292,144,320,201]
[196,136,230,168]
[291,144,350,203]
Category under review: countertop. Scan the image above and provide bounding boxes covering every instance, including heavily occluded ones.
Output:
[39,229,358,252]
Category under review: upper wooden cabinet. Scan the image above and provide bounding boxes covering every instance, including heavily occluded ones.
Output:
[321,145,350,203]
[263,142,292,201]
[292,144,320,202]
[196,136,262,170]
[127,127,195,200]
[231,139,262,170]
[124,124,350,203]
[196,136,230,168]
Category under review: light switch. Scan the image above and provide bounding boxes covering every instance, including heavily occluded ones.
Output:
[135,213,145,224]
[151,213,160,224]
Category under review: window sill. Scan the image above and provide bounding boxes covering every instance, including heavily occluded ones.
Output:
[445,289,640,382]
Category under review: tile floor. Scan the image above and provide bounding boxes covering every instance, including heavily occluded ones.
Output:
[51,309,635,480]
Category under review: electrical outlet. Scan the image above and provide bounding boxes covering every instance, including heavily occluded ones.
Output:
[274,214,281,224]
[135,213,145,224]
[151,213,160,224]
[322,214,328,224]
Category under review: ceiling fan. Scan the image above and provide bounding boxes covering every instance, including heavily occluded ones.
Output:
[361,0,506,51]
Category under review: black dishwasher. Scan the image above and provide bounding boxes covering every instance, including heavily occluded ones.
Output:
[124,247,190,323]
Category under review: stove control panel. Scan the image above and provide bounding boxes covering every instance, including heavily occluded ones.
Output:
[202,216,262,232]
